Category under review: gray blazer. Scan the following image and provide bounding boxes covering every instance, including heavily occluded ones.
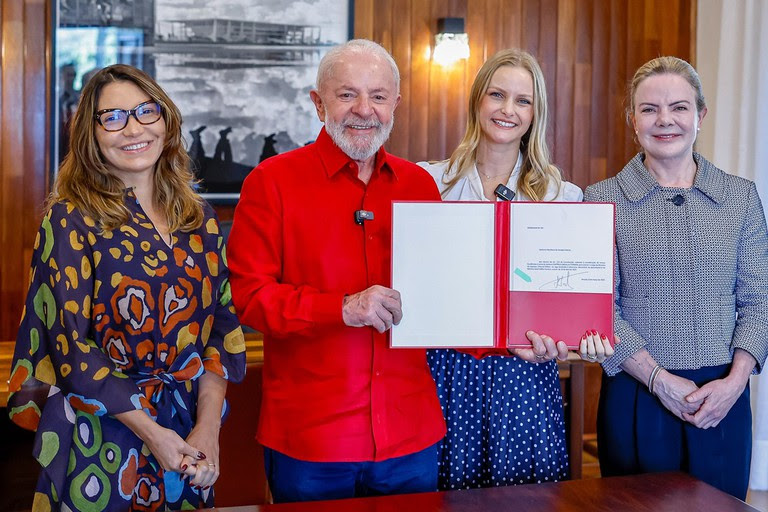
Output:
[584,153,768,377]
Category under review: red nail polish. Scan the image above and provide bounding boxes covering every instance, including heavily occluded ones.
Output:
[203,486,210,490]
[181,464,188,472]
[197,451,207,460]
[591,330,598,336]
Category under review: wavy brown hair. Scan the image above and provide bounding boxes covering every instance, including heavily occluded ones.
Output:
[50,64,203,232]
[440,48,562,201]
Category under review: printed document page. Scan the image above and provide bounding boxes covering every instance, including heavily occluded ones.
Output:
[509,203,614,294]
[391,202,496,347]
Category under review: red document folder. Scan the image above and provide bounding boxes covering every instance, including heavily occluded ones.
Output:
[390,200,615,349]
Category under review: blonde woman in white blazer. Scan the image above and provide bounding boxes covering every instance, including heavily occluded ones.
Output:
[421,48,611,491]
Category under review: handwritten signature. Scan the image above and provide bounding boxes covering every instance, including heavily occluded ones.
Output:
[538,270,589,291]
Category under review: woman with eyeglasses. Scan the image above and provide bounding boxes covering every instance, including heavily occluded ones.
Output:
[7,64,246,511]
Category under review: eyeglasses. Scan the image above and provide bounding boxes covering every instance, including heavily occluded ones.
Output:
[94,100,162,132]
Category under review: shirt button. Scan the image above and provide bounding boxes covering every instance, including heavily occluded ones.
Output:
[375,371,381,376]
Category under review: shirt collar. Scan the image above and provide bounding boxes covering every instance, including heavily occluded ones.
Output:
[315,127,396,180]
[616,152,726,204]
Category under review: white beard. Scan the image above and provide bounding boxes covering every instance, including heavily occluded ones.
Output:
[325,114,394,161]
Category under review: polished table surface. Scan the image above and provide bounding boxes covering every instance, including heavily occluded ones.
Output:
[203,472,758,512]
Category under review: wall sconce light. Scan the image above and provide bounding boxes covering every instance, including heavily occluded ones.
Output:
[433,17,470,66]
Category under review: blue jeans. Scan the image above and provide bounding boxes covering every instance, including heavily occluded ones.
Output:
[264,443,438,503]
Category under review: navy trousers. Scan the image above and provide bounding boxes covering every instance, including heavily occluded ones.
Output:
[597,364,752,499]
[264,443,438,503]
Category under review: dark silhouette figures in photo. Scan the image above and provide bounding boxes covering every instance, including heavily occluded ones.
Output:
[188,125,207,180]
[189,125,207,162]
[214,127,233,163]
[260,133,278,162]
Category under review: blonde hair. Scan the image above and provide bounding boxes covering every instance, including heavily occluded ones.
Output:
[627,56,707,123]
[50,64,204,232]
[441,48,561,201]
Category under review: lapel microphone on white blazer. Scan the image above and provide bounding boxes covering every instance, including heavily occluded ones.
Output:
[494,184,516,201]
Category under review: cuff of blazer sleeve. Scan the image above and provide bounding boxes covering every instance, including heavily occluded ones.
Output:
[311,292,346,326]
[731,328,768,375]
[601,328,646,377]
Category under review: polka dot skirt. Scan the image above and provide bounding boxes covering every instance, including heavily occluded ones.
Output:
[428,349,569,490]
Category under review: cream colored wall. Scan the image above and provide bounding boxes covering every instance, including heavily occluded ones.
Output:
[695,0,721,163]
[695,0,768,197]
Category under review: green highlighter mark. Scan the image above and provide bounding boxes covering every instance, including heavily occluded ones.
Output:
[514,268,532,282]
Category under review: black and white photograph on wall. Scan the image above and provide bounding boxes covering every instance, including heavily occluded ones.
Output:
[55,0,353,202]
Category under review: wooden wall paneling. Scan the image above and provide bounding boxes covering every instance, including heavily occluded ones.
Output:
[536,0,558,160]
[389,0,413,158]
[484,0,503,58]
[662,0,681,57]
[625,0,646,163]
[0,4,4,274]
[427,1,448,160]
[502,0,523,51]
[1,0,50,343]
[1,0,25,343]
[607,0,629,179]
[521,0,541,66]
[589,0,610,185]
[445,0,468,158]
[570,0,592,186]
[24,0,49,266]
[425,0,469,161]
[643,0,662,58]
[372,0,393,52]
[465,0,487,94]
[0,4,3,183]
[553,0,576,180]
[686,2,697,65]
[406,0,432,163]
[354,0,374,41]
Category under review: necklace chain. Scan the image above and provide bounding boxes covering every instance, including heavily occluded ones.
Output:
[479,169,513,180]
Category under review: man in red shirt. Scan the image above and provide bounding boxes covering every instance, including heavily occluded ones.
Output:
[227,39,446,502]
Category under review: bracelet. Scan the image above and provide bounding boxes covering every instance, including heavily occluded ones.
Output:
[648,364,663,395]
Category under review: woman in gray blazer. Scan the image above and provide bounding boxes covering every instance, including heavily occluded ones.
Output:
[584,56,768,499]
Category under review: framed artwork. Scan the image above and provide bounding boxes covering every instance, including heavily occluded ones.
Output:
[54,0,353,202]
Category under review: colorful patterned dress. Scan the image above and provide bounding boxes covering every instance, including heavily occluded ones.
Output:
[7,190,246,511]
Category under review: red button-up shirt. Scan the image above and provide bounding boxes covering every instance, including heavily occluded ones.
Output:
[228,128,446,462]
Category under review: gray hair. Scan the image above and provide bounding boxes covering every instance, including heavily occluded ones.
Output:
[316,39,400,93]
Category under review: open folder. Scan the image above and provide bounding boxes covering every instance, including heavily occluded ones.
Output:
[391,201,615,348]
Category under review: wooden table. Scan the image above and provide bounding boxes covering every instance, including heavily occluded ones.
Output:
[203,472,758,512]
